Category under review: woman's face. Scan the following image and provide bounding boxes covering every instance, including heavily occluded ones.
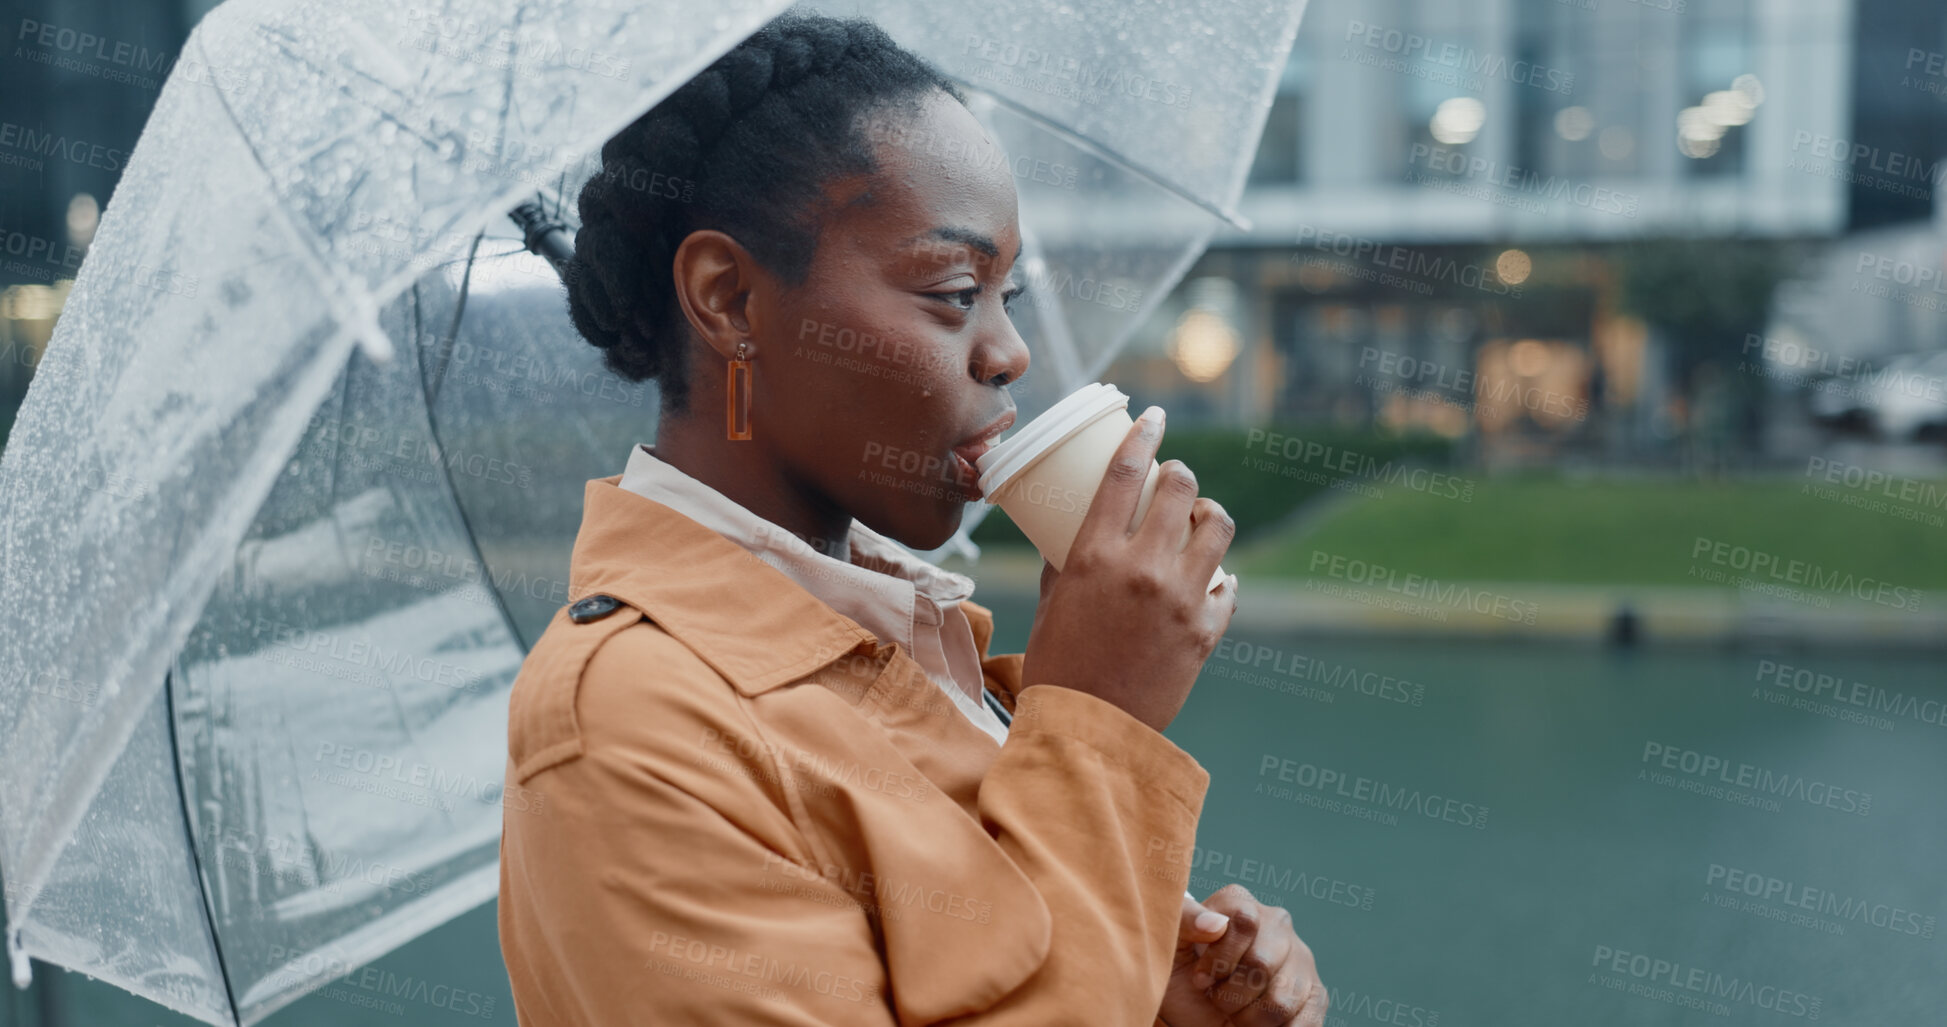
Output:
[742,89,1032,552]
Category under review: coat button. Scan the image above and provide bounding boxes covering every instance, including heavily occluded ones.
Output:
[569,594,622,623]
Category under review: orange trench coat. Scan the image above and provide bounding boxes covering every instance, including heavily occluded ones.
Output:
[498,474,1211,1025]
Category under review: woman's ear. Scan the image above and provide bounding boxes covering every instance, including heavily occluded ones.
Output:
[671,229,761,360]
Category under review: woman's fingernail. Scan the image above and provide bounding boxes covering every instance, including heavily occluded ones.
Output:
[1139,406,1163,437]
[1195,911,1229,933]
[1193,970,1213,990]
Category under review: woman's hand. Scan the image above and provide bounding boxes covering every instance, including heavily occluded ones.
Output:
[1160,886,1327,1027]
[1018,406,1239,732]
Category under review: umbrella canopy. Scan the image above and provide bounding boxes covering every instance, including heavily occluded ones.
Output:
[0,0,1308,1023]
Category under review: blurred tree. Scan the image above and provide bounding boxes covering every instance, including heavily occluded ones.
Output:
[1614,238,1800,469]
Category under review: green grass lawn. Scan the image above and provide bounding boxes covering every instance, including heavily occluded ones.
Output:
[1235,474,1947,588]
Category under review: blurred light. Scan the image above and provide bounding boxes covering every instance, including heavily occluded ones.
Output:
[1430,97,1486,145]
[1701,89,1755,127]
[1,284,66,321]
[1296,261,1341,293]
[1,282,73,369]
[1167,307,1240,383]
[1495,249,1532,286]
[1677,135,1721,158]
[1554,106,1595,142]
[1677,106,1725,142]
[1677,106,1725,158]
[1380,393,1471,438]
[66,193,99,249]
[1509,338,1551,377]
[1598,126,1634,160]
[1732,73,1765,108]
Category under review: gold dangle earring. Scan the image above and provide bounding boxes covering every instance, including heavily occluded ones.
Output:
[726,340,753,440]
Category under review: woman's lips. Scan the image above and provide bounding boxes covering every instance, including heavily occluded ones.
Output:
[950,411,1015,501]
[950,446,989,501]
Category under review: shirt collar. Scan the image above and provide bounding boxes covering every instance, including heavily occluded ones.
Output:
[566,474,875,696]
[618,442,976,614]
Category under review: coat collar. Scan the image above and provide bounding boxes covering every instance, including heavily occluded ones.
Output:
[566,474,999,696]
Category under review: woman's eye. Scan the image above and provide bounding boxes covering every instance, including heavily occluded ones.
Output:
[935,287,980,310]
[930,284,1023,314]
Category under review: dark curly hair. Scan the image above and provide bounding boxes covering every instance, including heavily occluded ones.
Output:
[565,12,965,415]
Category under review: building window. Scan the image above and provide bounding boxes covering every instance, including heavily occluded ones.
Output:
[1677,0,1753,176]
[1248,48,1311,185]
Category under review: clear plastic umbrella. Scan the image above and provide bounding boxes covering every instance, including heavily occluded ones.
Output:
[0,0,1309,1023]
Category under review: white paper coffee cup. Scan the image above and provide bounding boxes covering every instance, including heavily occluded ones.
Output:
[975,383,1229,593]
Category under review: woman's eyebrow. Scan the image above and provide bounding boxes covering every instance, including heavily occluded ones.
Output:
[904,226,1026,267]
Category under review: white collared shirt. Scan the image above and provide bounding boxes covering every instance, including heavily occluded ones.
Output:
[618,443,1009,745]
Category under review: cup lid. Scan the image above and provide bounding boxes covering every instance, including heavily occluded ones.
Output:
[975,382,1131,497]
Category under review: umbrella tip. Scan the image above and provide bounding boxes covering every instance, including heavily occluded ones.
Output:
[355,323,396,365]
[8,928,28,990]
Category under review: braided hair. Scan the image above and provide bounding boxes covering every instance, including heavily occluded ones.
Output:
[565,12,965,414]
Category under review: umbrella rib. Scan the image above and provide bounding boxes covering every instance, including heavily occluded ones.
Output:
[162,668,246,1026]
[948,81,1254,231]
[424,232,484,406]
[405,274,532,654]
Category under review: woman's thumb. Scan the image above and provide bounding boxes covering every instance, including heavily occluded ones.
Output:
[1180,895,1230,941]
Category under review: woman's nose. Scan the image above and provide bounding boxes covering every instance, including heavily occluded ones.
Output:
[974,319,1031,388]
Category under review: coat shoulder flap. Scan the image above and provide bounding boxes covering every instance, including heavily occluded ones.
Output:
[506,595,650,784]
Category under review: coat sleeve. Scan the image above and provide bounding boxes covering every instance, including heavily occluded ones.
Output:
[500,738,897,1026]
[951,683,1209,1025]
[500,634,1208,1026]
